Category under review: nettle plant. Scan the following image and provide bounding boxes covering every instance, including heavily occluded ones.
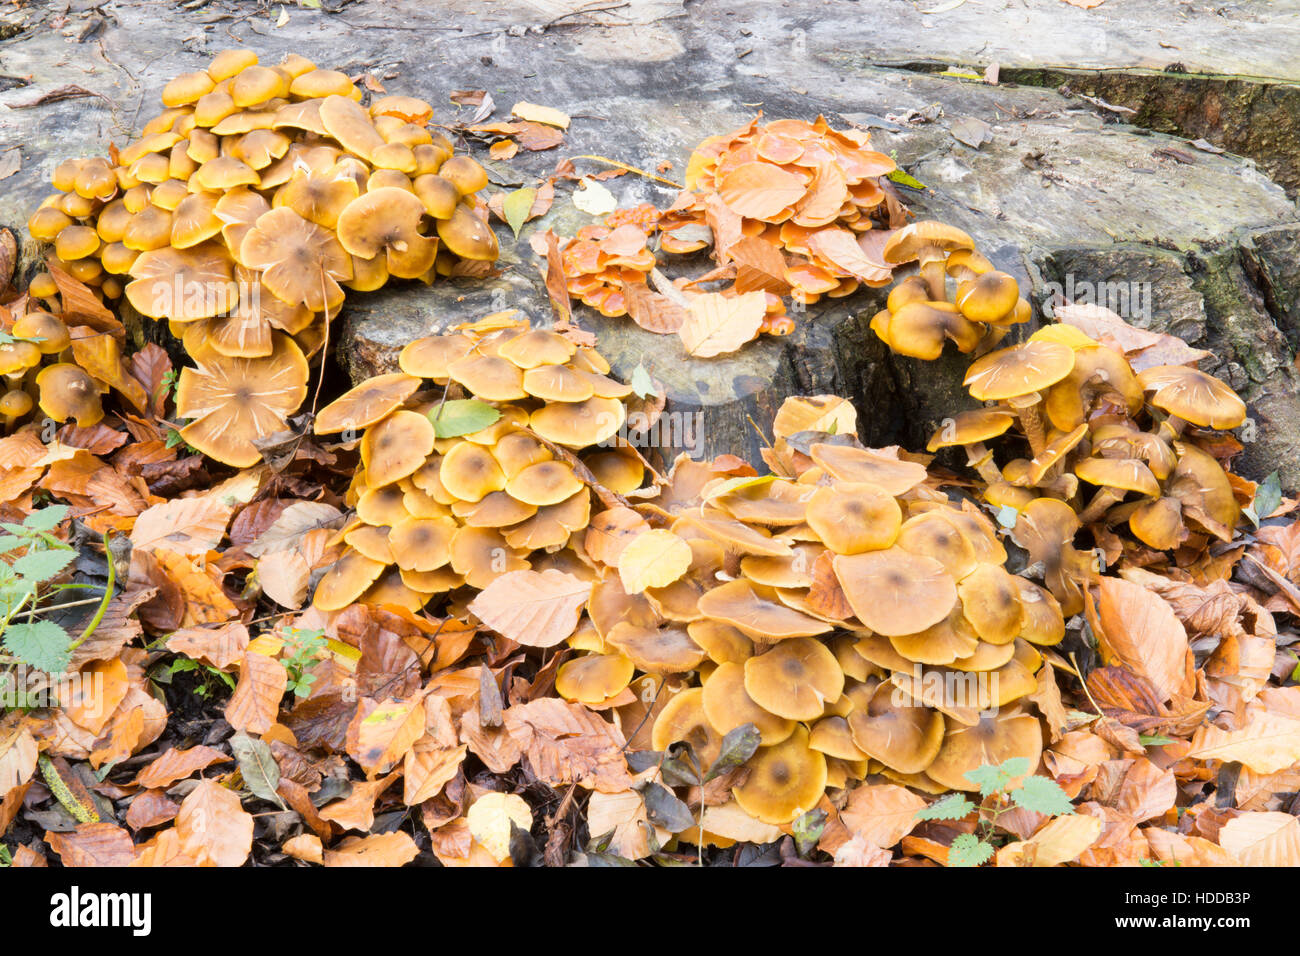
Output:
[916,757,1075,867]
[0,504,114,680]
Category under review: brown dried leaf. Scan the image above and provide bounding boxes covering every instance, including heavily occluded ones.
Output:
[467,568,590,649]
[224,652,287,735]
[176,779,254,867]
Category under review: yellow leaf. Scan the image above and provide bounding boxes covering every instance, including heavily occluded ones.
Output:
[511,101,570,129]
[1188,705,1300,774]
[617,528,693,594]
[466,791,533,861]
[679,291,765,358]
[1219,811,1300,866]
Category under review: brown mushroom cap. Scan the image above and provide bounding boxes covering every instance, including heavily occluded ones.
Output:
[529,395,626,448]
[887,301,982,359]
[313,549,388,611]
[895,511,980,581]
[1168,441,1240,539]
[13,311,71,354]
[964,340,1076,401]
[834,548,958,637]
[289,68,355,99]
[701,660,796,745]
[445,354,527,402]
[439,440,508,502]
[956,563,1024,645]
[126,242,236,321]
[360,409,437,487]
[1129,496,1187,552]
[742,637,844,721]
[192,155,261,191]
[398,333,475,381]
[926,408,1016,452]
[651,686,724,768]
[889,607,981,665]
[809,715,869,761]
[36,363,105,427]
[697,579,833,640]
[687,620,755,664]
[343,524,394,564]
[314,372,421,434]
[162,71,216,107]
[208,48,259,81]
[555,652,636,705]
[808,444,927,495]
[336,187,439,279]
[605,621,706,673]
[806,481,901,554]
[732,725,828,826]
[505,460,584,507]
[412,174,460,219]
[955,270,1020,323]
[238,207,352,313]
[847,681,945,774]
[882,220,973,265]
[319,94,386,162]
[1075,456,1160,497]
[174,332,309,467]
[435,204,499,261]
[1137,364,1247,430]
[388,515,458,572]
[356,482,410,527]
[923,707,1043,792]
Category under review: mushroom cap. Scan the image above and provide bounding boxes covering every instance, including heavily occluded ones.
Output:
[886,274,930,313]
[439,440,508,502]
[529,395,626,448]
[895,511,980,581]
[54,225,100,261]
[881,220,974,264]
[1044,345,1143,430]
[313,549,387,611]
[412,174,460,220]
[505,460,583,506]
[289,68,355,99]
[605,621,707,673]
[926,407,1015,451]
[435,204,499,261]
[398,332,475,381]
[370,95,435,124]
[360,409,437,487]
[923,708,1043,792]
[583,449,645,495]
[319,94,386,162]
[214,186,271,251]
[808,444,927,495]
[273,165,362,230]
[0,389,33,418]
[809,715,869,761]
[174,332,309,467]
[846,682,945,774]
[230,65,289,108]
[356,482,410,526]
[955,270,1020,323]
[446,353,527,402]
[732,725,828,825]
[889,607,981,666]
[1129,496,1187,552]
[36,363,105,427]
[833,548,958,637]
[742,637,844,721]
[13,310,71,354]
[343,524,394,564]
[171,191,225,248]
[1075,456,1160,496]
[1168,441,1239,539]
[315,372,421,434]
[207,48,259,81]
[956,563,1024,645]
[805,481,901,554]
[651,687,724,768]
[126,241,236,321]
[388,515,458,572]
[162,71,216,107]
[697,579,833,640]
[520,364,595,403]
[238,207,352,313]
[887,301,982,358]
[1137,364,1247,430]
[555,652,635,705]
[686,620,755,665]
[335,187,439,279]
[192,155,261,191]
[490,430,553,478]
[702,660,797,745]
[1014,578,1065,647]
[963,340,1076,401]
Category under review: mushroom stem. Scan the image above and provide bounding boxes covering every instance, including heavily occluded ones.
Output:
[965,442,1003,485]
[1078,487,1122,524]
[1013,401,1047,457]
[920,254,947,301]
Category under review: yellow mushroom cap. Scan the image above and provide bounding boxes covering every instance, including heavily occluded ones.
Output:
[834,548,958,636]
[732,725,828,825]
[742,638,844,722]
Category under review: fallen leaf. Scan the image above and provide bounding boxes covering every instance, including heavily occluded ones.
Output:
[323,831,419,866]
[467,569,590,649]
[176,779,254,867]
[1218,811,1300,866]
[511,101,570,129]
[224,652,287,735]
[617,528,693,593]
[1097,577,1188,702]
[838,784,927,849]
[466,791,533,860]
[134,745,232,789]
[46,822,136,867]
[678,291,765,358]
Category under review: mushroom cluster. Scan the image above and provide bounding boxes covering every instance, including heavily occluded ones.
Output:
[25,50,499,453]
[870,223,1031,359]
[310,311,641,612]
[558,211,658,318]
[556,395,1057,827]
[665,115,899,304]
[927,323,1248,605]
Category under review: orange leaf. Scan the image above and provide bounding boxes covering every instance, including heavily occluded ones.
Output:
[346,696,426,776]
[1218,811,1300,866]
[717,162,807,219]
[176,779,254,867]
[678,290,765,358]
[467,569,590,649]
[46,822,136,867]
[134,745,232,789]
[1096,576,1188,702]
[130,496,234,555]
[324,831,420,867]
[224,652,286,735]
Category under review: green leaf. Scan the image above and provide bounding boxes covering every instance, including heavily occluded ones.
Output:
[703,722,761,782]
[22,506,70,532]
[994,505,1019,529]
[629,364,657,399]
[963,757,1030,797]
[1009,775,1075,816]
[641,782,693,833]
[229,732,286,809]
[1139,732,1175,747]
[3,619,73,674]
[428,399,501,439]
[792,808,826,856]
[886,168,927,190]
[915,792,977,821]
[11,548,75,583]
[502,187,537,237]
[947,832,993,867]
[1248,471,1282,527]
